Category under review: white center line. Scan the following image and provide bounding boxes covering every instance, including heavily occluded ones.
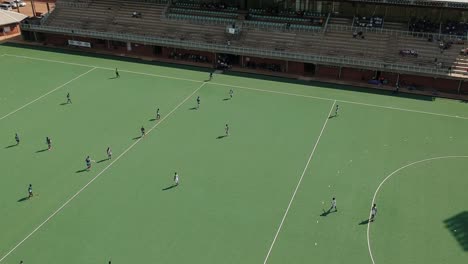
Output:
[0,82,206,263]
[263,101,336,264]
[4,54,468,120]
[0,67,96,121]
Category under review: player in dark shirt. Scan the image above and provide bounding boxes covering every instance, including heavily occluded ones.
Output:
[46,137,52,150]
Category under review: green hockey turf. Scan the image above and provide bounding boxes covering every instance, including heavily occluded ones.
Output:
[0,45,467,264]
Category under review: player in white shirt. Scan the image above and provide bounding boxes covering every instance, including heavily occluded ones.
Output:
[174,172,179,186]
[370,204,377,222]
[107,147,112,159]
[330,197,337,212]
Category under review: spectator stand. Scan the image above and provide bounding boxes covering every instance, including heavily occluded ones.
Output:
[244,8,325,33]
[166,1,238,25]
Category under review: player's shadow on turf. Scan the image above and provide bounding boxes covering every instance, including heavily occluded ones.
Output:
[76,169,88,173]
[328,114,337,119]
[320,209,332,217]
[444,211,468,251]
[5,144,18,148]
[59,102,68,106]
[108,76,118,80]
[223,98,230,101]
[162,184,177,191]
[97,158,109,163]
[359,219,370,225]
[17,197,29,202]
[189,107,198,110]
[149,118,156,121]
[35,149,48,153]
[216,135,227,139]
[132,136,142,140]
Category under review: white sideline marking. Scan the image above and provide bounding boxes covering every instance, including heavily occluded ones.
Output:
[263,101,336,264]
[338,100,468,121]
[366,155,468,264]
[3,54,202,84]
[0,82,206,263]
[0,68,96,121]
[5,54,468,121]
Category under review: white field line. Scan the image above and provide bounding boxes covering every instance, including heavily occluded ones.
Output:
[0,67,96,121]
[0,82,206,263]
[337,99,468,120]
[3,54,202,84]
[5,54,468,120]
[263,101,336,264]
[366,155,468,264]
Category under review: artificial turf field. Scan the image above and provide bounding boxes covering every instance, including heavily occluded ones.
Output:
[0,44,467,264]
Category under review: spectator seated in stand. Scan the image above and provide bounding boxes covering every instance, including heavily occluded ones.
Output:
[399,49,418,58]
[132,12,142,18]
[169,52,209,63]
[245,61,282,72]
[409,18,437,33]
[216,54,231,70]
[354,16,383,28]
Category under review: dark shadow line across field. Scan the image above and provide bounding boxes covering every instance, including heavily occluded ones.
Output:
[75,169,87,173]
[132,136,142,140]
[189,107,198,110]
[444,211,468,251]
[149,118,156,121]
[223,98,230,101]
[5,144,18,148]
[328,114,337,119]
[216,135,227,139]
[162,184,177,191]
[35,149,48,153]
[17,197,29,202]
[59,102,68,106]
[359,219,370,225]
[108,76,118,80]
[97,158,109,163]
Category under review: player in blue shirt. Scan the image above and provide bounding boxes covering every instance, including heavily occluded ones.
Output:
[86,156,91,171]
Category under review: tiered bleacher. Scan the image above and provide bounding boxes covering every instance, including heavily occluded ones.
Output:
[353,16,383,28]
[24,0,468,82]
[166,1,237,24]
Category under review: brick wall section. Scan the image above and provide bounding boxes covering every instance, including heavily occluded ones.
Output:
[316,65,339,78]
[381,72,398,85]
[287,61,304,75]
[341,67,375,82]
[461,81,468,95]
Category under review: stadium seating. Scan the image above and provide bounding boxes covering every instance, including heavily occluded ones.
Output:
[42,0,466,77]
